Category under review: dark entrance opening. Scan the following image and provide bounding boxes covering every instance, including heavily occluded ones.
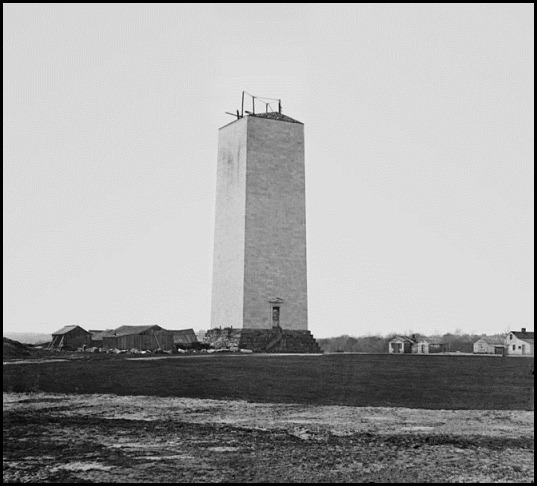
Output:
[272,306,280,328]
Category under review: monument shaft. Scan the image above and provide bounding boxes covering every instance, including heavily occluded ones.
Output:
[211,114,308,330]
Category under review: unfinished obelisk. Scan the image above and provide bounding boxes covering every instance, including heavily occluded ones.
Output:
[208,94,320,353]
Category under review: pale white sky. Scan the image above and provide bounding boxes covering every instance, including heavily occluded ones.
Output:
[3,4,534,338]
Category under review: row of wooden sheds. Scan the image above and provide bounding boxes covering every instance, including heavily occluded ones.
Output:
[388,335,448,354]
[50,325,198,352]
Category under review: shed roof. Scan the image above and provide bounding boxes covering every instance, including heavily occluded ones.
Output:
[111,325,165,337]
[511,331,535,341]
[418,337,446,345]
[476,337,505,346]
[52,325,90,336]
[389,335,417,344]
[169,329,198,344]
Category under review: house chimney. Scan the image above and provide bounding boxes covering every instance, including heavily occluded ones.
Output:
[521,327,526,333]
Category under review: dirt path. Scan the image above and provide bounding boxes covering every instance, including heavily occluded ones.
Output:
[3,392,534,483]
[3,359,69,366]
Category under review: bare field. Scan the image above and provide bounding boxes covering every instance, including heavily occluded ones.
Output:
[3,392,534,483]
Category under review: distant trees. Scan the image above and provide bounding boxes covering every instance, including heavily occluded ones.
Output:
[318,335,389,353]
[318,332,507,354]
[438,332,506,353]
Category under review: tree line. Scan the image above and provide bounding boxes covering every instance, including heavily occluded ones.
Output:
[317,332,507,354]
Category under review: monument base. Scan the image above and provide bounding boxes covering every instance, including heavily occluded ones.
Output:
[204,328,323,354]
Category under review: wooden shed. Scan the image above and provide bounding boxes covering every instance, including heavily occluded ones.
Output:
[415,338,448,354]
[89,329,114,348]
[388,336,416,354]
[473,337,505,354]
[50,325,92,351]
[102,325,174,352]
[169,329,198,349]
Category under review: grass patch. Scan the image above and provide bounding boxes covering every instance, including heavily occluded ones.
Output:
[3,354,534,410]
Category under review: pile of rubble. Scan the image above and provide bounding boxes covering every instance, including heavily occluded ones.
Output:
[204,347,253,354]
[70,336,253,356]
[192,328,253,353]
[74,347,172,355]
[72,345,252,355]
[203,328,242,350]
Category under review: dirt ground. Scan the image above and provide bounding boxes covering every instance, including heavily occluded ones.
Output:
[3,392,534,483]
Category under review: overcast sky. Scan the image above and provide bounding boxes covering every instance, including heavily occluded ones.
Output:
[3,4,534,338]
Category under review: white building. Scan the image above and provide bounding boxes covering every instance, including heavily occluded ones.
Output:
[505,328,534,356]
[473,337,505,355]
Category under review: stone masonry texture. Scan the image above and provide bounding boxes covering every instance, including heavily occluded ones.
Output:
[211,114,308,331]
[210,118,247,329]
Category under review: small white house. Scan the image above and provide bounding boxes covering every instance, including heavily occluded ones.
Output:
[505,328,534,356]
[414,338,448,354]
[388,336,416,354]
[473,337,505,355]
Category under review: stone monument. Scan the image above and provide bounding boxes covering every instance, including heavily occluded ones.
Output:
[208,94,321,353]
